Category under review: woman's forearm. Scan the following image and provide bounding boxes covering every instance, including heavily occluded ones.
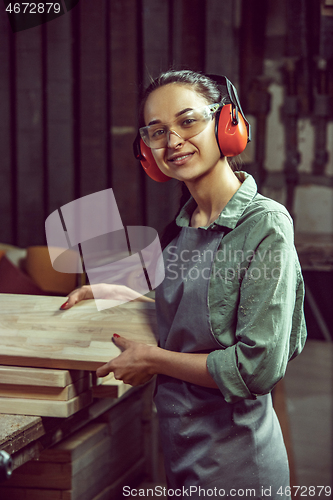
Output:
[96,336,219,389]
[148,346,218,388]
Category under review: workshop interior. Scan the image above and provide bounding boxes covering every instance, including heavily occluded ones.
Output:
[0,0,332,497]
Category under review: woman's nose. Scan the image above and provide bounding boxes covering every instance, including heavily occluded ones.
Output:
[167,129,184,148]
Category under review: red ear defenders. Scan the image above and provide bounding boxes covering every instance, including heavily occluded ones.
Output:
[133,74,251,182]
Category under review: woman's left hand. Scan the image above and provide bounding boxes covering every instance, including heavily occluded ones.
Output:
[96,335,155,386]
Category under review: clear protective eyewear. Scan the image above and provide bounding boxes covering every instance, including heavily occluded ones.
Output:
[139,103,222,149]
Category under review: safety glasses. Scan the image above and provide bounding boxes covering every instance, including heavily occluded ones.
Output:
[139,103,221,149]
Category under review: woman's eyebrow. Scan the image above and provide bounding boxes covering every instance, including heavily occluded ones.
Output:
[175,107,193,117]
[147,108,194,126]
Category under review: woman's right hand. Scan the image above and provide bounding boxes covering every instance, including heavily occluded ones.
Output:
[60,283,154,310]
[60,285,94,309]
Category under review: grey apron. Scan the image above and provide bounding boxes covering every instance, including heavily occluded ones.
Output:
[154,226,290,499]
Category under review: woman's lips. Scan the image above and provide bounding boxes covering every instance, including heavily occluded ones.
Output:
[168,153,194,166]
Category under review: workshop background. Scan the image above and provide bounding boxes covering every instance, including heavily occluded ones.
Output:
[0,0,332,491]
[1,0,332,336]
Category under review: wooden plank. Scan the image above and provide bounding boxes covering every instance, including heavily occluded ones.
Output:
[11,439,44,472]
[0,390,93,418]
[16,25,44,246]
[46,5,75,213]
[92,372,131,398]
[0,294,158,371]
[0,374,91,401]
[0,383,150,477]
[5,436,112,489]
[98,391,144,479]
[0,366,87,387]
[36,422,109,463]
[79,0,107,196]
[92,457,146,500]
[110,0,142,227]
[71,447,114,500]
[5,461,72,489]
[0,392,123,465]
[0,5,13,243]
[5,396,116,467]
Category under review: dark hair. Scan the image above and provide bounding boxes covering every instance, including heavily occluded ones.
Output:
[139,70,223,128]
[139,69,241,249]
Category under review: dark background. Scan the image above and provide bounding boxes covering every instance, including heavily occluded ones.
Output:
[0,0,332,338]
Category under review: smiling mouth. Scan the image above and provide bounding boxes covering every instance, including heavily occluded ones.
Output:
[168,153,194,162]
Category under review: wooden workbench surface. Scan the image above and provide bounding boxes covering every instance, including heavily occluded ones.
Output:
[0,414,43,456]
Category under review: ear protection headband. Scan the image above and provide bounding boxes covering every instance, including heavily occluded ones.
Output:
[133,74,251,182]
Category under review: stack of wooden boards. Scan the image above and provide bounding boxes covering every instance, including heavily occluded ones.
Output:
[0,294,157,498]
[0,293,157,416]
[0,384,150,500]
[0,422,111,499]
[0,366,93,418]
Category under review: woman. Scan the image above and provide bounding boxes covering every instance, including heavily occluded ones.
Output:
[62,70,306,499]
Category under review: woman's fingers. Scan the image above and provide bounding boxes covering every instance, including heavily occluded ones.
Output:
[95,335,155,386]
[60,284,154,309]
[59,285,93,310]
[96,361,111,378]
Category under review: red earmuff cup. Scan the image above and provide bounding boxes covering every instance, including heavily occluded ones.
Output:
[217,104,248,157]
[139,139,171,182]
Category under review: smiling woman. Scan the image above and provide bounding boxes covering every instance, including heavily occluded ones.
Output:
[143,84,225,186]
[64,70,307,499]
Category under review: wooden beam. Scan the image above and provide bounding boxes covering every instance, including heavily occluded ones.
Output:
[15,24,45,246]
[0,366,86,387]
[110,0,142,227]
[0,374,91,401]
[0,390,93,418]
[46,7,75,214]
[79,0,108,196]
[0,6,13,243]
[36,422,109,463]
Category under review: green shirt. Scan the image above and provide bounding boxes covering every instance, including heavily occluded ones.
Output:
[176,172,307,403]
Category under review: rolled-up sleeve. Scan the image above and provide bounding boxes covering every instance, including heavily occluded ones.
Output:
[207,211,307,403]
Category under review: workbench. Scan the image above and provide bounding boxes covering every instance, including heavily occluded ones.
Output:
[0,294,159,498]
[0,382,157,499]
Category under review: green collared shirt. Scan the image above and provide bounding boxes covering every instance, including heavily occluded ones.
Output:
[176,172,307,403]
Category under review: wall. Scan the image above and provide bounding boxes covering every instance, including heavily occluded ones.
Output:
[0,0,332,249]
